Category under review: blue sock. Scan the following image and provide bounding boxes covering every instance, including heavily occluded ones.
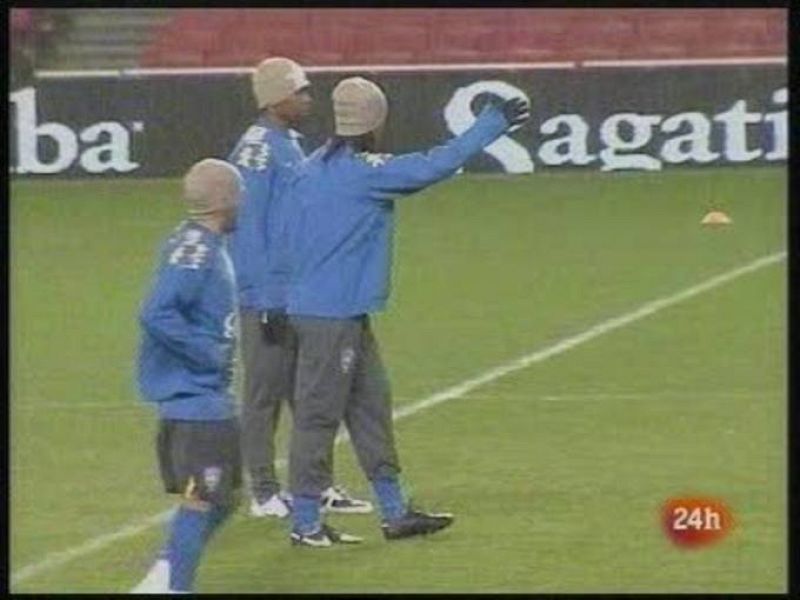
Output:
[292,495,321,535]
[157,505,230,569]
[371,477,406,522]
[166,506,211,592]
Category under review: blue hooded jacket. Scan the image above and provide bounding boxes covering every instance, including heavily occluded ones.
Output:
[286,104,510,318]
[227,117,305,311]
[137,221,237,420]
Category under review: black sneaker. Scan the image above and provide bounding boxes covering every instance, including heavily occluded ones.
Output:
[381,509,455,540]
[290,523,364,547]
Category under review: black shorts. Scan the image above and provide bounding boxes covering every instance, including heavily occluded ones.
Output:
[157,418,242,506]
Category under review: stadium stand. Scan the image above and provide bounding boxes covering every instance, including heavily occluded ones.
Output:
[11,8,70,85]
[41,8,173,69]
[138,8,786,69]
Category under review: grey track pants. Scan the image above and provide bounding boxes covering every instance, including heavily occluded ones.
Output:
[288,315,401,498]
[240,309,336,498]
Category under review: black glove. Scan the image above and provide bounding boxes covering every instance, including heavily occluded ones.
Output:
[501,97,530,129]
[260,310,289,345]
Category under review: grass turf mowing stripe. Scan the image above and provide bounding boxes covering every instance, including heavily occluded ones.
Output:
[10,249,785,587]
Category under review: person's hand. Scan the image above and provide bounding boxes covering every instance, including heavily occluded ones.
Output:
[501,97,530,129]
[260,310,289,344]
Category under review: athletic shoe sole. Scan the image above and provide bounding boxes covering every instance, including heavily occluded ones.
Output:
[321,502,374,514]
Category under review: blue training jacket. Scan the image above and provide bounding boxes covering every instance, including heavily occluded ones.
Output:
[227,117,306,311]
[286,104,510,319]
[137,221,237,420]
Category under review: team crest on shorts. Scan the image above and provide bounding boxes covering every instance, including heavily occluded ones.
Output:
[203,466,222,492]
[340,347,356,374]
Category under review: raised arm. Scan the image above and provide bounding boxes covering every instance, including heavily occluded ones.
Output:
[366,98,529,200]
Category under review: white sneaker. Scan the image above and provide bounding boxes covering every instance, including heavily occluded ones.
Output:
[321,486,374,514]
[290,523,364,547]
[249,492,291,518]
[130,558,170,594]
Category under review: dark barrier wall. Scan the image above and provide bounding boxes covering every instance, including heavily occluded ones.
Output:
[8,65,786,177]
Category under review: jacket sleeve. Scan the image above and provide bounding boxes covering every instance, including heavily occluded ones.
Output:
[139,262,222,373]
[228,128,280,311]
[366,106,509,200]
[235,164,274,305]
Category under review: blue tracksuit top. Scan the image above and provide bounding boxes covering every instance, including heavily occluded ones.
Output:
[137,220,237,421]
[286,105,509,318]
[227,117,305,311]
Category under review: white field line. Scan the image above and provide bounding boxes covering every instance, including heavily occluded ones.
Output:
[10,250,785,586]
[379,251,786,427]
[461,390,783,402]
[33,55,786,79]
[10,509,177,586]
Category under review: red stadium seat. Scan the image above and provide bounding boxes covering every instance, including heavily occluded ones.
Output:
[686,10,782,58]
[301,51,346,66]
[141,46,208,68]
[715,16,771,45]
[221,24,309,60]
[502,46,565,63]
[501,13,570,62]
[642,43,694,59]
[567,15,639,61]
[430,24,499,60]
[307,16,359,63]
[138,8,786,68]
[140,26,221,67]
[166,9,228,25]
[434,8,510,31]
[233,8,308,31]
[765,10,787,42]
[428,47,488,64]
[311,8,370,32]
[510,10,571,36]
[351,49,420,65]
[348,26,428,64]
[635,12,708,46]
[374,9,431,30]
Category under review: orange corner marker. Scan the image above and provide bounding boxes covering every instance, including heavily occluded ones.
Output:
[701,211,732,226]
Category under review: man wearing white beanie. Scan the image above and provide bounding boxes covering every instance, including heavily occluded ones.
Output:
[283,77,529,546]
[228,58,372,520]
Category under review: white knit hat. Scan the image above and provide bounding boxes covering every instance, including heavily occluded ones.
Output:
[183,158,242,217]
[332,77,388,137]
[252,57,309,109]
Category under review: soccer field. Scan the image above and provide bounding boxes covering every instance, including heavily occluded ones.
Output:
[10,167,786,593]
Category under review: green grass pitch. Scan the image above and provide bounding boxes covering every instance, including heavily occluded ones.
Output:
[10,167,786,593]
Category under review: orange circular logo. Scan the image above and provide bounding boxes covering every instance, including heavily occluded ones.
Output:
[662,497,734,549]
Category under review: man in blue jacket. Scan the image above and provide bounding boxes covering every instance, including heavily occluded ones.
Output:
[229,57,372,519]
[285,77,529,546]
[132,158,243,593]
